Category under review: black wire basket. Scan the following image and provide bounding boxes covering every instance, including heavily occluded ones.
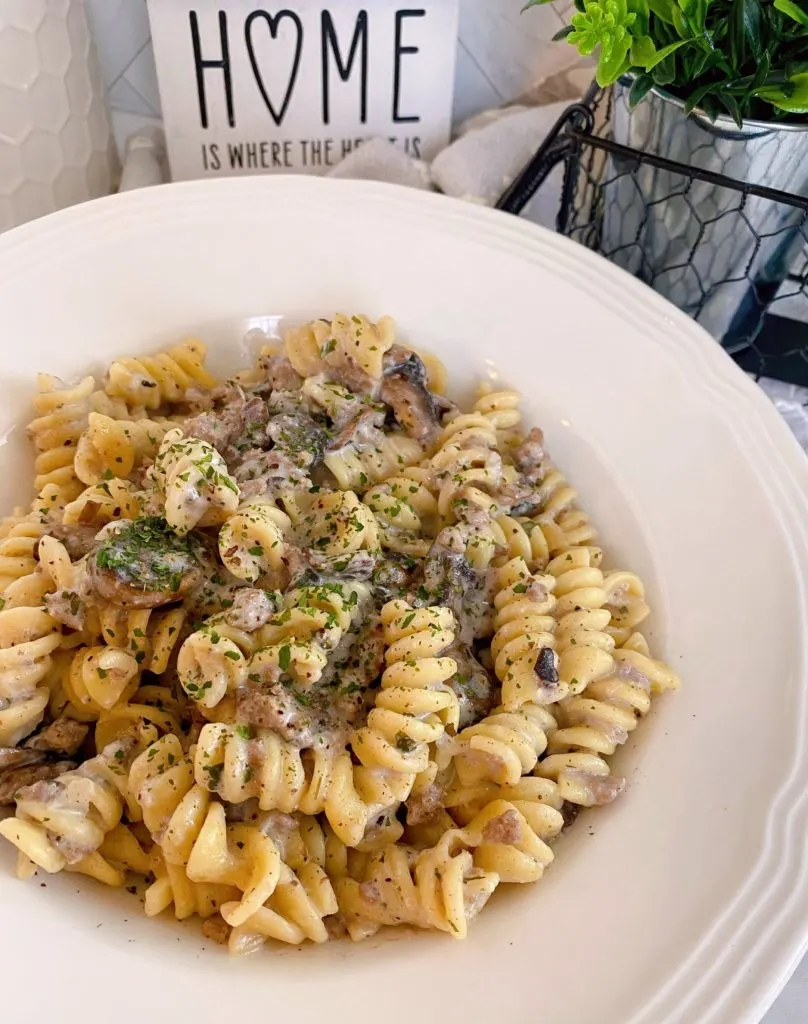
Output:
[497,84,808,388]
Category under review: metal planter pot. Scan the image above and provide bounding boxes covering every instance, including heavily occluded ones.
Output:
[602,78,808,345]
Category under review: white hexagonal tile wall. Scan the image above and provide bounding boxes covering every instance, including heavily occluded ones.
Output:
[0,0,118,233]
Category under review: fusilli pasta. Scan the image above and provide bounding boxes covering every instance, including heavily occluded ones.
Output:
[105,340,216,410]
[0,313,679,954]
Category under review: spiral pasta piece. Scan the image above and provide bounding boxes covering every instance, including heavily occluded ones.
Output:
[95,684,183,752]
[178,618,257,709]
[89,388,149,421]
[473,385,522,434]
[0,512,48,593]
[93,604,187,677]
[351,600,459,776]
[193,723,334,812]
[293,489,380,556]
[151,428,240,534]
[183,802,283,927]
[0,604,62,745]
[324,433,424,492]
[60,646,141,717]
[74,412,170,485]
[247,582,370,688]
[27,374,94,503]
[430,433,506,523]
[444,702,558,789]
[435,411,498,451]
[145,853,239,921]
[547,547,615,700]
[98,822,153,876]
[427,405,519,569]
[329,312,396,379]
[525,460,598,553]
[333,815,501,940]
[0,741,130,878]
[538,633,679,806]
[602,569,652,646]
[194,726,413,851]
[284,313,395,381]
[491,515,553,571]
[105,340,216,410]
[470,795,561,885]
[490,557,560,708]
[224,860,338,952]
[364,469,437,557]
[282,319,332,378]
[129,734,211,856]
[218,502,291,583]
[62,479,142,528]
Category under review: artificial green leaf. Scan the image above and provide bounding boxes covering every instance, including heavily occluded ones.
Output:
[670,4,689,38]
[568,0,638,79]
[628,73,657,106]
[632,0,651,35]
[643,37,690,68]
[678,0,712,32]
[540,0,808,122]
[651,51,678,83]
[631,34,658,65]
[758,73,808,112]
[690,48,727,79]
[553,24,575,39]
[647,0,677,23]
[700,93,721,119]
[751,49,771,90]
[683,80,720,112]
[718,91,743,126]
[740,0,763,61]
[773,0,808,26]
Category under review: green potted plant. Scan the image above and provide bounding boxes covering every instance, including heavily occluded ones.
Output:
[525,0,808,343]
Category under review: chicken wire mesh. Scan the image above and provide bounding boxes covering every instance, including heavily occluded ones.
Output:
[498,84,808,389]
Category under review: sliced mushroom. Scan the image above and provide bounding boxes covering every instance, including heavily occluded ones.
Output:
[0,748,48,772]
[327,408,386,455]
[25,718,89,757]
[267,412,330,469]
[380,350,442,442]
[287,547,378,588]
[90,517,205,608]
[444,644,498,729]
[0,760,77,805]
[422,533,491,643]
[371,552,423,603]
[46,522,100,559]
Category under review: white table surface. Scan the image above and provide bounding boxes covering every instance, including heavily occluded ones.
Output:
[766,956,808,1021]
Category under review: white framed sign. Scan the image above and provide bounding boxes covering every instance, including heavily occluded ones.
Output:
[147,1,459,180]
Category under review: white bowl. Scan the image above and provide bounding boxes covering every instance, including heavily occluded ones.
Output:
[2,177,807,1024]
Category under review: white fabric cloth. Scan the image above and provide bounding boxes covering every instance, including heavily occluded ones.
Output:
[326,137,432,191]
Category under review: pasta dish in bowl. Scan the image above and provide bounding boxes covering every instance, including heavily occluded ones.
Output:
[0,313,679,953]
[0,175,806,1024]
